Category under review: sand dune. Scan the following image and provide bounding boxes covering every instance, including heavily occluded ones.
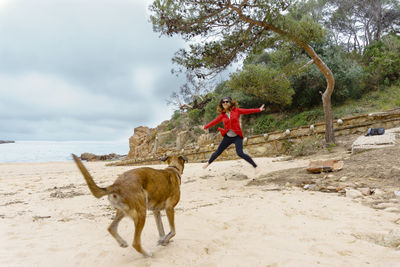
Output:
[1,157,399,266]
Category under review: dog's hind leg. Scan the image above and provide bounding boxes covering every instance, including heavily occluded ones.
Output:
[130,209,152,257]
[158,207,176,246]
[108,209,128,248]
[153,210,165,241]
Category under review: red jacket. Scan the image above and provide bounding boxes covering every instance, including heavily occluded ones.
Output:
[203,107,261,138]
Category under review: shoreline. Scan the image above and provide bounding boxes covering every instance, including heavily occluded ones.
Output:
[0,140,128,163]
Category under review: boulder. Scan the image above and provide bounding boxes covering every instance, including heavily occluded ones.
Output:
[345,188,363,198]
[307,159,344,173]
[80,153,97,161]
[351,132,396,154]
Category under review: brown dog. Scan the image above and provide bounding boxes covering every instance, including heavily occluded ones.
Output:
[72,154,187,257]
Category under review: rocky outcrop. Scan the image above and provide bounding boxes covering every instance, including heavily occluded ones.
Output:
[0,140,15,144]
[127,126,156,159]
[80,153,123,161]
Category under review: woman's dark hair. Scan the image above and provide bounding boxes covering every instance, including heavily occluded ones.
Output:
[217,98,238,113]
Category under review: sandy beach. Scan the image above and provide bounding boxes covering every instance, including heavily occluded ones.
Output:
[1,157,399,267]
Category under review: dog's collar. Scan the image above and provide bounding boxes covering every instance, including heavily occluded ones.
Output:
[168,166,182,184]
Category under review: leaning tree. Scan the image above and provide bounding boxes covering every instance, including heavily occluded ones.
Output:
[150,0,336,144]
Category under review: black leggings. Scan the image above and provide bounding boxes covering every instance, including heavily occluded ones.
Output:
[208,135,257,168]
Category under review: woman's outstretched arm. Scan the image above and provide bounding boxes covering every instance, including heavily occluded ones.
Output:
[203,114,223,129]
[238,104,265,115]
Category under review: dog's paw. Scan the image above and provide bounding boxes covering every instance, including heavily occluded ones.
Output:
[157,239,168,246]
[119,241,128,248]
[158,238,173,246]
[143,250,153,258]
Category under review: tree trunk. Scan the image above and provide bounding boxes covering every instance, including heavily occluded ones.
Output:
[300,43,336,145]
[374,0,383,41]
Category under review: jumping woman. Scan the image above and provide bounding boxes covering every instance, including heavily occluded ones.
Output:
[202,96,265,170]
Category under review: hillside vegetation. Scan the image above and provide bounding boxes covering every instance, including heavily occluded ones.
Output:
[168,83,400,137]
[152,0,400,142]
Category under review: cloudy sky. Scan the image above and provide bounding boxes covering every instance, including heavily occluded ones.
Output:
[0,0,187,141]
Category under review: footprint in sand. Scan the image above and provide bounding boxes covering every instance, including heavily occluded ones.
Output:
[98,250,110,257]
[337,250,353,256]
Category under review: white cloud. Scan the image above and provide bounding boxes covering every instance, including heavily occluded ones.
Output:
[0,0,186,141]
[0,0,12,11]
[131,66,161,99]
[0,73,139,117]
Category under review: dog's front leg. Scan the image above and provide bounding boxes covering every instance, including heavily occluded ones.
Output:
[108,209,128,248]
[153,210,165,240]
[158,207,176,246]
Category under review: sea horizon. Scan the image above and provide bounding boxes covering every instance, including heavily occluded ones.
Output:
[0,140,129,163]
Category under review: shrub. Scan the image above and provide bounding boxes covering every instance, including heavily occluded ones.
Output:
[291,44,365,108]
[363,35,400,89]
[228,64,295,106]
[279,109,324,130]
[193,127,205,135]
[188,109,203,126]
[253,114,278,134]
[204,97,220,125]
[168,110,182,130]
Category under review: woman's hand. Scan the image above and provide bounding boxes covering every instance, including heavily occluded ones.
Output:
[259,104,265,111]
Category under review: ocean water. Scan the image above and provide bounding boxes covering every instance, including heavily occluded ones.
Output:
[0,141,129,163]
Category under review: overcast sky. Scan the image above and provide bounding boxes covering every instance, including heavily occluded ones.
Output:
[0,0,187,141]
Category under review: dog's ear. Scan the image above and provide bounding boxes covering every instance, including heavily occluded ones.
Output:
[179,155,188,163]
[160,155,170,162]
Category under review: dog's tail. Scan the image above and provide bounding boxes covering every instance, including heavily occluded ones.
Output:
[72,154,108,198]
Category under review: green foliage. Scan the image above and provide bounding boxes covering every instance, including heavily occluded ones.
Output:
[168,110,183,130]
[203,83,228,125]
[290,42,365,107]
[253,114,279,134]
[228,64,295,106]
[363,35,400,89]
[395,95,400,108]
[326,142,336,152]
[243,39,365,109]
[280,109,325,130]
[172,110,181,120]
[203,97,220,125]
[192,127,205,136]
[278,14,326,44]
[188,108,203,126]
[150,0,331,79]
[249,109,325,136]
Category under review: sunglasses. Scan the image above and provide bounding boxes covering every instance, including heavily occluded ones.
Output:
[222,101,231,104]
